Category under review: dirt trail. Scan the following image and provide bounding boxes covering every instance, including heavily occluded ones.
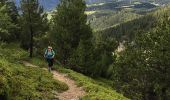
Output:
[23,61,85,100]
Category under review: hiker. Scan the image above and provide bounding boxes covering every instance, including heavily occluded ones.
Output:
[44,46,55,72]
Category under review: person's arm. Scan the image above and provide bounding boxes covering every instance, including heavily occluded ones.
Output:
[52,50,55,58]
[44,49,47,58]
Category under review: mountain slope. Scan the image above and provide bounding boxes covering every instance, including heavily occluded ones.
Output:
[88,10,141,31]
[23,61,85,100]
[28,56,129,100]
[0,43,128,100]
[0,43,68,100]
[97,5,170,41]
[87,1,159,31]
[14,0,170,11]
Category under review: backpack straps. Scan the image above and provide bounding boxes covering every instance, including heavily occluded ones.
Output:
[44,49,55,58]
[51,49,55,56]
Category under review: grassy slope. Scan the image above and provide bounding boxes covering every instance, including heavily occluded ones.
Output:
[0,43,68,100]
[28,58,129,100]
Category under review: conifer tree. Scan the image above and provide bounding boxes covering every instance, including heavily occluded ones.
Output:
[6,1,20,40]
[111,14,170,99]
[51,0,93,65]
[0,2,17,42]
[20,0,48,57]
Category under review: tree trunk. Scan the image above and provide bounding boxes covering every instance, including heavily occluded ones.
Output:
[161,87,167,100]
[147,86,157,100]
[29,26,33,58]
[27,0,33,58]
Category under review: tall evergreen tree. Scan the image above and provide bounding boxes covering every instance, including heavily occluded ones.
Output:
[20,0,48,57]
[0,2,18,42]
[51,0,93,65]
[94,34,118,77]
[6,1,20,40]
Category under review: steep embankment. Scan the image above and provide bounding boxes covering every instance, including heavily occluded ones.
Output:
[0,43,68,100]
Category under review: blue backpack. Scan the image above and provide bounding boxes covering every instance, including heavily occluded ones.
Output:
[45,49,55,59]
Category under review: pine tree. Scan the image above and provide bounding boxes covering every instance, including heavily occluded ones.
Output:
[6,1,20,41]
[93,33,118,77]
[0,0,6,4]
[0,2,17,42]
[20,0,48,57]
[51,0,93,65]
[111,14,170,99]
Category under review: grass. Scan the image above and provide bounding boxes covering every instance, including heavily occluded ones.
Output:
[28,57,129,100]
[85,11,97,15]
[58,68,129,100]
[2,43,128,100]
[0,43,68,100]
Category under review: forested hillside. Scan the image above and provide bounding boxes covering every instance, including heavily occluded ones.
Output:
[97,6,170,41]
[86,0,159,31]
[14,0,170,11]
[88,10,141,31]
[94,5,170,99]
[0,0,170,100]
[14,0,168,31]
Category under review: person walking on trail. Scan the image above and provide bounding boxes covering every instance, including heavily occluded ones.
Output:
[44,46,55,72]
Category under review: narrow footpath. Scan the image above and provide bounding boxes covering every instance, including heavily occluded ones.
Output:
[23,61,85,100]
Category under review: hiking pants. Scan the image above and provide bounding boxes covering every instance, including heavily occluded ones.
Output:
[46,58,54,67]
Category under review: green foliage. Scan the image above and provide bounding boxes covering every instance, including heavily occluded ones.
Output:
[57,66,129,100]
[50,0,93,65]
[0,3,18,42]
[50,0,109,78]
[20,0,49,50]
[0,43,68,100]
[69,39,95,75]
[89,10,141,31]
[25,56,128,99]
[6,1,20,40]
[50,0,119,77]
[92,33,118,77]
[1,1,170,100]
[110,15,170,100]
[98,6,170,41]
[86,0,162,31]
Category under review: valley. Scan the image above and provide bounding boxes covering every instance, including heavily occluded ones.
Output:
[1,0,170,100]
[42,0,170,31]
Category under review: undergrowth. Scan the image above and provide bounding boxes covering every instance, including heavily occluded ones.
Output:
[0,43,68,100]
[28,57,129,100]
